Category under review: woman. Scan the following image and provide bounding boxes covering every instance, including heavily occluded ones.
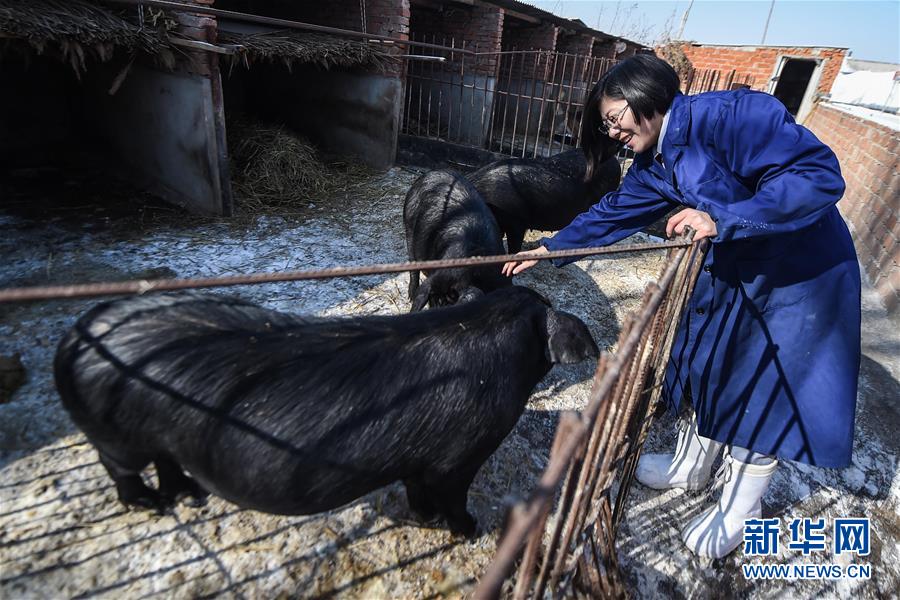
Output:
[503,54,861,559]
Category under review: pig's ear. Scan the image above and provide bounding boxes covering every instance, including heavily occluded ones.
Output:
[411,279,432,312]
[546,310,600,364]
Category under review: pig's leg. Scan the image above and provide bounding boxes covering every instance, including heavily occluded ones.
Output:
[505,225,527,254]
[97,448,164,512]
[490,208,525,254]
[403,477,438,522]
[156,457,208,507]
[427,469,478,537]
[408,270,420,303]
[410,278,433,312]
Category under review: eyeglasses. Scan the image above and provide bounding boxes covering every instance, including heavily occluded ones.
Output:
[598,104,629,135]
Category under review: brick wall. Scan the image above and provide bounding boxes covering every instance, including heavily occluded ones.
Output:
[557,32,593,56]
[619,42,644,58]
[501,23,558,77]
[502,22,558,52]
[677,44,846,94]
[592,41,616,59]
[409,4,504,75]
[806,103,900,313]
[555,33,597,85]
[591,39,643,61]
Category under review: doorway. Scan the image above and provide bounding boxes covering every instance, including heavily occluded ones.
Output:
[769,57,822,120]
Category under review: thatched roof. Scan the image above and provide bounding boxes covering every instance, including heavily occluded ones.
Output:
[0,0,175,74]
[1,1,394,77]
[218,30,393,72]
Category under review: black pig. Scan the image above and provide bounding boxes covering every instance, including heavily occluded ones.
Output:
[403,169,509,311]
[469,139,622,253]
[54,288,598,536]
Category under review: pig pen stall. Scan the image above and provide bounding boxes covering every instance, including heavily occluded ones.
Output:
[217,27,396,215]
[0,0,234,216]
[2,4,900,600]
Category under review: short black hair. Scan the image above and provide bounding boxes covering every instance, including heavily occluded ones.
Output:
[598,54,680,122]
[581,54,680,178]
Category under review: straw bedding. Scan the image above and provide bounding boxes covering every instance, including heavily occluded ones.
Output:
[227,115,375,213]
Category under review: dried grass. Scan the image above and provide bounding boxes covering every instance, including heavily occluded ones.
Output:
[219,30,393,72]
[0,0,176,75]
[227,116,376,213]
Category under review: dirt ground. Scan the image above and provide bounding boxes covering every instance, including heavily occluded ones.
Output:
[0,163,897,599]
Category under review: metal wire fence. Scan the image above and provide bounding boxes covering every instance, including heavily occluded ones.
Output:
[401,37,616,159]
[401,39,752,162]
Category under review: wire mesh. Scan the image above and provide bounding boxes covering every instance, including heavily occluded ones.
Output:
[401,41,753,161]
[401,42,617,158]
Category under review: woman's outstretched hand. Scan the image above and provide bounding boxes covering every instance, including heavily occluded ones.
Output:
[502,245,550,277]
[666,208,718,241]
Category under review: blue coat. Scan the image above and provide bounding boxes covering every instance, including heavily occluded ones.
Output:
[544,90,860,467]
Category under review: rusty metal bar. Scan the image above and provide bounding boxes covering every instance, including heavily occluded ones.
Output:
[546,286,655,592]
[487,50,509,151]
[425,33,435,137]
[436,35,445,140]
[0,240,691,304]
[447,37,456,136]
[560,52,579,151]
[545,53,565,157]
[511,411,580,600]
[457,40,466,144]
[530,354,609,596]
[562,245,700,587]
[478,294,656,597]
[403,34,415,134]
[531,52,558,158]
[477,274,668,597]
[475,229,708,599]
[576,55,592,148]
[470,43,477,145]
[500,49,517,152]
[509,48,528,155]
[479,47,490,148]
[416,55,424,136]
[573,57,612,149]
[521,51,542,157]
[100,0,478,56]
[610,245,703,529]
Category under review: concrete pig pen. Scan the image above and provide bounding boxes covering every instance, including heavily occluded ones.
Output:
[1,165,898,598]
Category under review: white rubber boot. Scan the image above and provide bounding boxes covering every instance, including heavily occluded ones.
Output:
[681,452,779,559]
[635,413,723,490]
